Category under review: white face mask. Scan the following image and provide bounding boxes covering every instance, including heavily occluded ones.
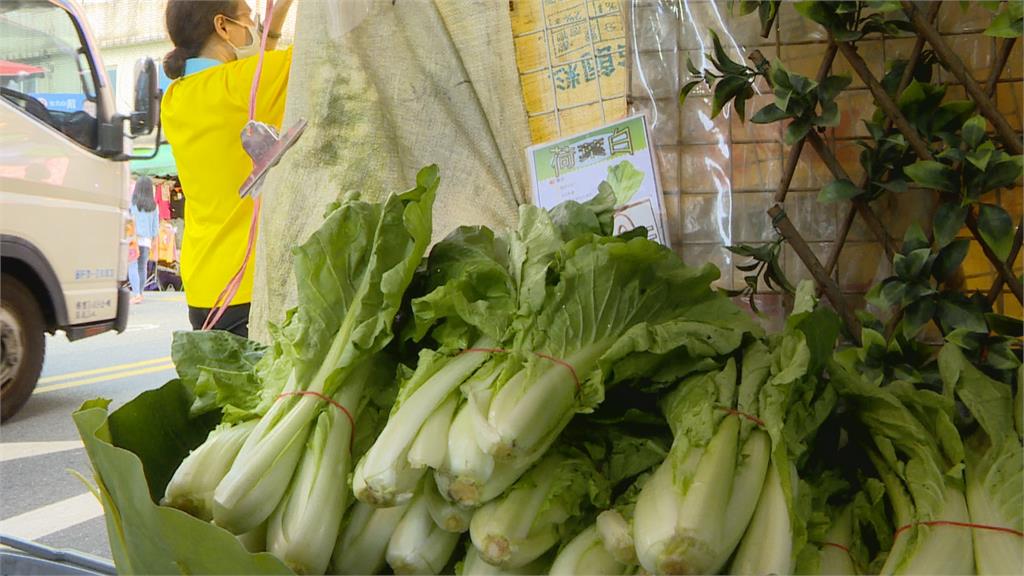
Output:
[223,15,260,60]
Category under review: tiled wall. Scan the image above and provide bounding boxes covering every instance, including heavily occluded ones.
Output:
[627,0,1023,317]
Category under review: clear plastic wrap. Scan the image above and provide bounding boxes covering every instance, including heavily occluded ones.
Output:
[625,0,1023,320]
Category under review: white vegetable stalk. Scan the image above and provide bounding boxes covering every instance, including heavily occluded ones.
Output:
[213,352,347,534]
[161,420,256,521]
[266,380,362,575]
[965,437,1023,576]
[483,338,616,460]
[729,461,795,575]
[425,475,473,533]
[437,400,496,507]
[459,545,552,575]
[408,392,458,470]
[469,455,572,568]
[330,500,411,575]
[550,525,629,576]
[634,416,771,575]
[817,505,856,575]
[596,510,636,565]
[386,488,461,575]
[236,522,267,554]
[354,343,493,506]
[872,447,975,576]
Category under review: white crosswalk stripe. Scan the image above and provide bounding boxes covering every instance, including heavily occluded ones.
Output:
[0,441,84,462]
[0,492,104,541]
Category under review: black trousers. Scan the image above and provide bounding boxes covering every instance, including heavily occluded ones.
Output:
[188,303,251,338]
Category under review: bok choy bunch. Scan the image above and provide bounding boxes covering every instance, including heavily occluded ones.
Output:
[830,350,976,575]
[632,348,772,575]
[160,167,438,545]
[469,445,610,569]
[940,343,1023,575]
[730,282,840,574]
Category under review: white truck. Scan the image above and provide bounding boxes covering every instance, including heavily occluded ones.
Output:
[0,0,162,420]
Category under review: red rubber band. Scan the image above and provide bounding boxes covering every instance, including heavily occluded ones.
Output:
[820,542,852,555]
[716,406,766,428]
[816,541,862,573]
[276,391,356,453]
[894,520,1024,539]
[459,347,581,393]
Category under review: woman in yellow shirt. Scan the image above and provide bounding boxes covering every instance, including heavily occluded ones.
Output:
[161,0,295,337]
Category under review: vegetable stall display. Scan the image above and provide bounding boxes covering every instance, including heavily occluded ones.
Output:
[74,164,1021,575]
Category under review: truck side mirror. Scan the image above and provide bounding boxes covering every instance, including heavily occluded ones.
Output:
[130,57,160,136]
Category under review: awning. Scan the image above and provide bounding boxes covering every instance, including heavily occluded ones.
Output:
[130,145,177,177]
[0,59,44,76]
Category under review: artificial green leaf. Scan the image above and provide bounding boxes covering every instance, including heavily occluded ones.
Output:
[945,328,983,351]
[877,179,909,194]
[896,79,927,109]
[735,87,750,122]
[680,80,703,106]
[710,30,749,75]
[939,147,967,163]
[832,27,863,41]
[815,100,841,127]
[712,75,752,118]
[982,156,1024,192]
[818,74,852,102]
[934,203,968,249]
[902,223,930,254]
[984,8,1023,37]
[819,179,863,203]
[771,60,793,91]
[751,103,790,124]
[976,203,1015,261]
[902,297,936,340]
[938,296,990,334]
[74,383,290,574]
[932,238,971,283]
[901,281,938,307]
[794,0,831,26]
[966,147,994,172]
[785,118,813,145]
[894,247,932,280]
[986,340,1023,371]
[873,278,905,308]
[961,115,988,149]
[904,160,959,193]
[775,87,792,112]
[604,160,646,206]
[934,100,977,133]
[687,57,702,76]
[985,313,1024,337]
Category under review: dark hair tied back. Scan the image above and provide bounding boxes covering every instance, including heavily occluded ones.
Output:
[163,0,237,79]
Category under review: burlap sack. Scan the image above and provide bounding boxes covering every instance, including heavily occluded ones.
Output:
[250,0,532,341]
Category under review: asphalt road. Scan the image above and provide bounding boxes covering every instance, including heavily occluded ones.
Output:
[1,292,191,564]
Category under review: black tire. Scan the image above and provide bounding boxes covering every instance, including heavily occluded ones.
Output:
[1,274,46,421]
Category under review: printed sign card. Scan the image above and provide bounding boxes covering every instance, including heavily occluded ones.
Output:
[527,114,669,247]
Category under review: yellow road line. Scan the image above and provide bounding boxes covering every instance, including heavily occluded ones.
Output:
[35,363,175,394]
[38,356,172,384]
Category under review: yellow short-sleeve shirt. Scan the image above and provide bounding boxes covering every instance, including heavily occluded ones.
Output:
[161,47,292,308]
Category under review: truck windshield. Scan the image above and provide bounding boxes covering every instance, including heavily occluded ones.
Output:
[0,0,99,149]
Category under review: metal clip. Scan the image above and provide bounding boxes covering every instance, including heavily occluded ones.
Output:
[238,118,308,199]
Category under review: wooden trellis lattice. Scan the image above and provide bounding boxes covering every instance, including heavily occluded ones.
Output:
[747,1,1023,344]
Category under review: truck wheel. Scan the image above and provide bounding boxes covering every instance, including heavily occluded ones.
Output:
[1,274,45,421]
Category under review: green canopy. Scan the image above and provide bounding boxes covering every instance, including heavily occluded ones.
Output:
[131,145,177,177]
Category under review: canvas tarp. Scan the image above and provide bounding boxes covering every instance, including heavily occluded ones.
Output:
[250,0,533,341]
